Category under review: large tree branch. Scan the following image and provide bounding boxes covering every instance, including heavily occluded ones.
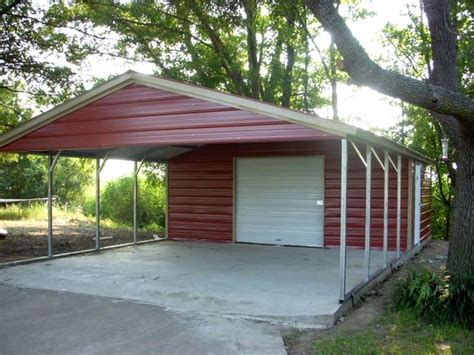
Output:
[305,0,474,124]
[188,0,249,96]
[9,14,117,42]
[422,0,462,149]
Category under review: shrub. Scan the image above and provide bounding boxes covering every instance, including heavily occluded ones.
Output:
[395,268,474,328]
[83,175,165,230]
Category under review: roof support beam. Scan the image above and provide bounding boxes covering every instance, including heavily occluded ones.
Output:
[47,151,62,258]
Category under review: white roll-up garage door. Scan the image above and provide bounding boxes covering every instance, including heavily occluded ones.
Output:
[235,156,324,247]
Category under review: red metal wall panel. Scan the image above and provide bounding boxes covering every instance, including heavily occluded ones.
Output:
[324,145,410,250]
[1,84,335,152]
[168,141,411,250]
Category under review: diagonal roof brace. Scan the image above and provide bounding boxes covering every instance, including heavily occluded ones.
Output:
[349,139,367,167]
[371,147,385,171]
[49,151,62,173]
[98,152,109,173]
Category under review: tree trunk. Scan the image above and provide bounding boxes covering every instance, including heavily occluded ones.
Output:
[282,44,295,107]
[189,0,249,96]
[423,0,460,146]
[302,4,310,112]
[423,0,473,275]
[242,0,261,99]
[263,38,283,103]
[282,7,296,108]
[447,134,474,275]
[329,1,340,120]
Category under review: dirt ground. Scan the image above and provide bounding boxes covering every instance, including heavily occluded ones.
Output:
[283,240,449,355]
[0,218,163,263]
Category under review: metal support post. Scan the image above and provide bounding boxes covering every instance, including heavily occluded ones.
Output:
[95,158,101,250]
[339,139,348,302]
[133,161,138,244]
[349,139,372,282]
[47,156,53,258]
[383,150,389,266]
[165,161,169,239]
[47,151,61,258]
[396,155,402,258]
[364,145,372,281]
[133,157,146,244]
[96,154,109,250]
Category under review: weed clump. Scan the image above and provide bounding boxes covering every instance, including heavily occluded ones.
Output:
[395,268,474,328]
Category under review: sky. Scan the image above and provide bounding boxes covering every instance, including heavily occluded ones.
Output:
[79,0,417,181]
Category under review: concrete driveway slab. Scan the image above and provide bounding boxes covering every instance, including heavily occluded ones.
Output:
[0,241,392,328]
[0,284,286,355]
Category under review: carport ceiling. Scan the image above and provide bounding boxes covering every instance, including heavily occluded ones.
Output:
[36,145,200,162]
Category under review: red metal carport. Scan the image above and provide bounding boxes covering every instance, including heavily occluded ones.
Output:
[0,70,432,302]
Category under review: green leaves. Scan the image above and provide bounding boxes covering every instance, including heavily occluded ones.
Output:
[62,0,334,110]
[0,153,94,207]
[395,268,474,328]
[83,174,166,229]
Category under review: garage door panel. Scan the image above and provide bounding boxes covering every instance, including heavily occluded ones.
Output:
[236,156,324,247]
[238,215,322,228]
[238,189,323,199]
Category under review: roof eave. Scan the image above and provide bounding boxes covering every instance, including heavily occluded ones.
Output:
[352,129,433,164]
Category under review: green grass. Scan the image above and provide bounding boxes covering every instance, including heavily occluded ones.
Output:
[0,204,163,233]
[313,311,474,354]
[96,218,162,232]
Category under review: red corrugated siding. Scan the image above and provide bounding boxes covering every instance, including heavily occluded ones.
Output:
[168,141,411,250]
[1,84,335,152]
[325,145,409,250]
